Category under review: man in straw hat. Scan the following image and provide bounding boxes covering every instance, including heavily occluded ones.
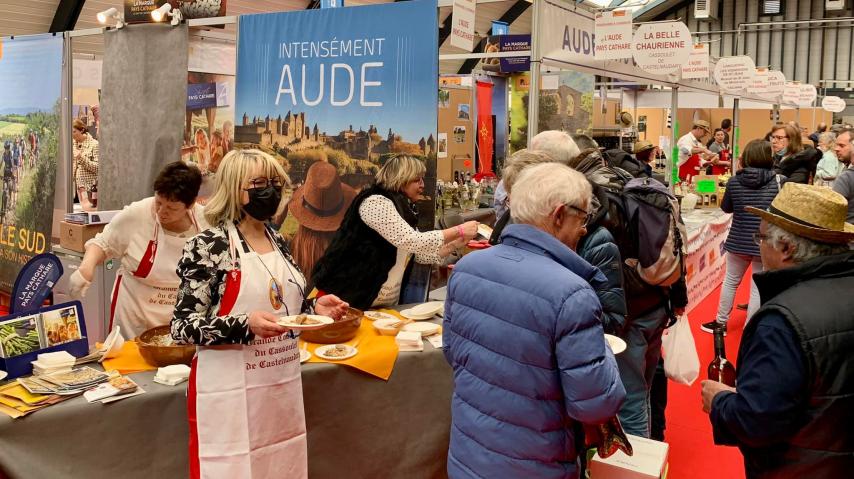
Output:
[677,119,714,180]
[702,182,854,478]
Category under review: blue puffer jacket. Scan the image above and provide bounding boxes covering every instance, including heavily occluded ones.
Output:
[722,167,783,256]
[443,224,626,479]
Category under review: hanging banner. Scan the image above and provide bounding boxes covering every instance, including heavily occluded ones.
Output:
[125,0,228,24]
[798,84,817,107]
[713,56,755,93]
[594,10,633,60]
[746,67,770,96]
[783,82,801,105]
[822,96,847,113]
[631,21,692,76]
[681,43,709,80]
[475,81,494,178]
[0,35,62,292]
[235,0,438,240]
[482,35,531,73]
[764,70,786,102]
[451,0,476,52]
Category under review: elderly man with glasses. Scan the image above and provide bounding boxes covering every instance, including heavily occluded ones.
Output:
[702,182,854,478]
[443,162,625,479]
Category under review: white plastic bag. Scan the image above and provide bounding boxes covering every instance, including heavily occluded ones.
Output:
[661,314,700,385]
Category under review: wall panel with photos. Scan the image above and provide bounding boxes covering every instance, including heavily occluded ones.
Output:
[438,85,475,182]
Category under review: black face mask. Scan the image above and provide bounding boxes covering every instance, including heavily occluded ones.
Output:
[243,186,281,221]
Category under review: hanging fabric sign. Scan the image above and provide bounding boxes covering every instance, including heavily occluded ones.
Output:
[475,80,494,178]
[764,70,786,102]
[822,96,847,113]
[782,82,801,105]
[798,84,817,107]
[713,56,755,93]
[594,10,633,60]
[631,21,692,75]
[746,67,769,96]
[451,0,476,52]
[681,43,709,79]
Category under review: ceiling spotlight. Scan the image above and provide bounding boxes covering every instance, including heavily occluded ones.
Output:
[152,3,183,26]
[151,3,172,22]
[97,7,125,28]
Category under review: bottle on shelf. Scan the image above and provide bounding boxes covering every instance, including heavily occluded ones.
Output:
[707,325,736,387]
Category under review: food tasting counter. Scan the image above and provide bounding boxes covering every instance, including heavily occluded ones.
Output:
[682,208,733,313]
[0,308,453,479]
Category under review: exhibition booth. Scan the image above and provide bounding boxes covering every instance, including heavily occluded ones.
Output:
[0,0,848,477]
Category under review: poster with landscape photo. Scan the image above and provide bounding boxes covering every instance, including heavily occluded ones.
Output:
[235,1,438,274]
[0,35,62,292]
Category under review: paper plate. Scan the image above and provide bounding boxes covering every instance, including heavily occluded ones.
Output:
[402,322,441,337]
[315,344,358,361]
[399,309,436,321]
[278,315,334,331]
[364,311,398,322]
[300,349,311,363]
[408,301,444,317]
[0,370,7,381]
[605,334,627,355]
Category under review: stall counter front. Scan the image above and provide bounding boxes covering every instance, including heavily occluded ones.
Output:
[683,208,733,313]
[0,314,453,479]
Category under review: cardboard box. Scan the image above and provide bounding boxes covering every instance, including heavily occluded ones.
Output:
[590,434,669,479]
[59,222,105,253]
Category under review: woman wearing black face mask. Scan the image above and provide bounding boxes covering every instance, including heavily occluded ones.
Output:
[171,149,348,479]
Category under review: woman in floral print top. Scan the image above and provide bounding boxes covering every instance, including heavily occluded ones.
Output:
[171,149,348,346]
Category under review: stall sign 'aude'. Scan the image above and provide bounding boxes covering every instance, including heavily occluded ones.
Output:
[681,43,709,80]
[594,10,632,60]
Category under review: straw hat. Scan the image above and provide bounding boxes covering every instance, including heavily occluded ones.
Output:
[692,120,711,133]
[289,161,356,232]
[746,182,854,244]
[634,140,655,154]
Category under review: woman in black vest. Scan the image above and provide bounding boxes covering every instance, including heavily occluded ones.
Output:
[311,155,478,310]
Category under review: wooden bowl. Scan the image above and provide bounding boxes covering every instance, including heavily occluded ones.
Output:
[137,326,196,367]
[300,307,363,344]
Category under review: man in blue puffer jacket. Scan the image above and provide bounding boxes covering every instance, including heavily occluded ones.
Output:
[443,163,626,479]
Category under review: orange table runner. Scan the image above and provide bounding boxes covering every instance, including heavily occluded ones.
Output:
[101,341,158,375]
[301,313,401,381]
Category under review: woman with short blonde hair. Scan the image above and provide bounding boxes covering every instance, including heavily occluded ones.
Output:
[311,154,479,309]
[172,149,348,479]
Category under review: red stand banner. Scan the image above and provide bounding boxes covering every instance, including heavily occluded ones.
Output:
[475,80,495,179]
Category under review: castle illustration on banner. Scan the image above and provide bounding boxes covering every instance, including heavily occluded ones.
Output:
[235,111,436,161]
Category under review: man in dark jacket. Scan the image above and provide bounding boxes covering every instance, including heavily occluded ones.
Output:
[702,183,854,478]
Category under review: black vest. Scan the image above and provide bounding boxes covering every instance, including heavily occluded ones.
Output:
[310,185,418,310]
[744,251,854,478]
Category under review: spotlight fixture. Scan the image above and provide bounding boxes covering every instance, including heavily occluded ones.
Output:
[151,3,172,22]
[97,7,125,28]
[151,2,183,26]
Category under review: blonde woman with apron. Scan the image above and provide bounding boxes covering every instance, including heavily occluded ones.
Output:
[171,150,348,479]
[69,162,207,338]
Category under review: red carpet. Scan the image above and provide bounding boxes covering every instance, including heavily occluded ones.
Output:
[663,273,751,479]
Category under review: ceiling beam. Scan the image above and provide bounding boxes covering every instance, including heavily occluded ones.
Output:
[457,0,531,74]
[438,12,453,47]
[49,0,87,33]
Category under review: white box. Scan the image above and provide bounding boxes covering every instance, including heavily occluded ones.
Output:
[589,434,669,479]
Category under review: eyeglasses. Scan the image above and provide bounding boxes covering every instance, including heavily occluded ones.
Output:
[567,205,593,227]
[770,135,788,141]
[245,176,284,190]
[753,232,769,246]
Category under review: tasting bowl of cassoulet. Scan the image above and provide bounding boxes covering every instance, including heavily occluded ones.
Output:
[299,307,363,344]
[137,325,196,367]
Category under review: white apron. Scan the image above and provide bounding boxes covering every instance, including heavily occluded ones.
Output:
[188,223,308,479]
[110,213,199,338]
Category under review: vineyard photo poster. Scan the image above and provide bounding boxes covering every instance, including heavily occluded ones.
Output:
[0,35,62,292]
